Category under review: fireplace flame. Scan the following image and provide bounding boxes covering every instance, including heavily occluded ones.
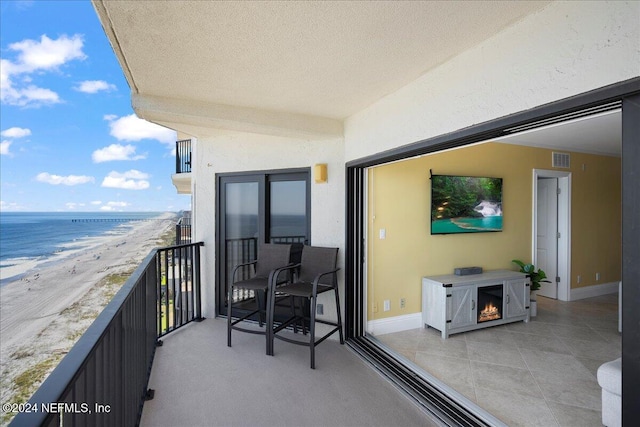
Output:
[479,301,501,322]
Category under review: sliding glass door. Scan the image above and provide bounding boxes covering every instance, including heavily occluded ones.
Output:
[217,169,310,316]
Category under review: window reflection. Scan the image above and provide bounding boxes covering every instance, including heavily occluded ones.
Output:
[225,182,258,239]
[270,180,306,243]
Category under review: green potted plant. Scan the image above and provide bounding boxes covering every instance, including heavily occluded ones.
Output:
[512,259,551,316]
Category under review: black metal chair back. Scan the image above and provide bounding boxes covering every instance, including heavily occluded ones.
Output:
[269,245,343,368]
[228,243,292,353]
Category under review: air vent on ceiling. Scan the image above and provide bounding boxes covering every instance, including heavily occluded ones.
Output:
[553,152,570,168]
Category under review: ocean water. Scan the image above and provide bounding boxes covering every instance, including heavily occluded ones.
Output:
[0,212,165,275]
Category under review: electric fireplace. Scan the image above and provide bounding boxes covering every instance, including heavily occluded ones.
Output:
[422,270,530,339]
[477,284,503,323]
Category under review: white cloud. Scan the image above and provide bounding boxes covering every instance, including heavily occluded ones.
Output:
[18,85,59,103]
[75,80,116,94]
[0,140,12,156]
[9,34,85,72]
[100,201,129,211]
[1,127,32,156]
[101,170,150,190]
[14,1,35,11]
[36,172,94,186]
[1,127,31,138]
[121,170,148,179]
[105,114,176,145]
[91,200,102,205]
[65,202,85,210]
[0,200,24,211]
[92,144,146,163]
[1,34,85,107]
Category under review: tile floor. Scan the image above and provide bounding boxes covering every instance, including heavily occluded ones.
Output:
[376,294,620,427]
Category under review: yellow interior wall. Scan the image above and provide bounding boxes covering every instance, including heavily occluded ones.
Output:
[367,142,621,320]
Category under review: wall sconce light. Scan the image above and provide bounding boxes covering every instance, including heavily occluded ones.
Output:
[314,163,328,184]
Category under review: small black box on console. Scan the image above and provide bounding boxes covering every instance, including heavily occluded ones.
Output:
[454,266,483,276]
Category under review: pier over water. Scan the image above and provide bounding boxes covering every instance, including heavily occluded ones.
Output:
[71,218,167,223]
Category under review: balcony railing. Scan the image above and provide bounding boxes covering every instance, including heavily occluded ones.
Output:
[157,242,203,337]
[10,242,203,427]
[175,139,191,174]
[175,211,192,245]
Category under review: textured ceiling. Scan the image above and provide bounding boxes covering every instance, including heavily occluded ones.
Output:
[94,1,551,120]
[495,110,621,157]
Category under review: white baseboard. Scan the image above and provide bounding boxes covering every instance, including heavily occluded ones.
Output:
[365,283,619,333]
[367,312,422,335]
[570,281,619,301]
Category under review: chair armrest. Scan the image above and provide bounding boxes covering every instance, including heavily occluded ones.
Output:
[232,260,257,283]
[312,268,341,289]
[269,263,299,286]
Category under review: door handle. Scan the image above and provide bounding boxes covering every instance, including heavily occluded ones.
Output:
[506,294,510,304]
[471,300,475,310]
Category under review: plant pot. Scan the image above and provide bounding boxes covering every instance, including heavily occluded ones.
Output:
[530,299,537,317]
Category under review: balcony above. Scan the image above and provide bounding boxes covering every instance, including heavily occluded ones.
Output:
[171,172,191,195]
[172,139,192,194]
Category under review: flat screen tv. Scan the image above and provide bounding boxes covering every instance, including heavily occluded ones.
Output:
[431,174,503,234]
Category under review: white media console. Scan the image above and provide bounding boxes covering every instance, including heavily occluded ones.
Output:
[422,270,530,339]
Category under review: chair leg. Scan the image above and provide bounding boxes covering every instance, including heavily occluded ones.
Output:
[310,296,316,369]
[288,295,299,334]
[334,287,344,344]
[301,298,309,335]
[255,292,264,327]
[227,285,233,347]
[292,297,308,335]
[267,283,275,356]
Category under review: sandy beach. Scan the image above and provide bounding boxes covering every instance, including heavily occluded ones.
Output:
[0,212,177,418]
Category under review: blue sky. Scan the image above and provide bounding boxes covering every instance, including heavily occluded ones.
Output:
[0,0,190,212]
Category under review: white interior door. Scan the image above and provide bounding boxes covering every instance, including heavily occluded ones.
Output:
[536,178,558,299]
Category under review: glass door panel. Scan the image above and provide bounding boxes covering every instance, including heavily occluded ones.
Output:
[269,180,308,245]
[225,181,260,306]
[217,170,309,317]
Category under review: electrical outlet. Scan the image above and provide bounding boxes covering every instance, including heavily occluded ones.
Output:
[577,275,581,284]
[383,300,390,311]
[400,298,406,308]
[317,303,324,315]
[596,272,600,281]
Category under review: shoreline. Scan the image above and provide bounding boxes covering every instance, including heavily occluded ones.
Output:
[0,212,178,420]
[0,214,172,286]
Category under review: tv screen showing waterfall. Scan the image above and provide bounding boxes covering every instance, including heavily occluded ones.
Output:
[430,174,503,234]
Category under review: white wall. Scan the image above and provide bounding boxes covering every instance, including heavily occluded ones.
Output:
[344,1,640,160]
[191,130,344,318]
[188,0,639,320]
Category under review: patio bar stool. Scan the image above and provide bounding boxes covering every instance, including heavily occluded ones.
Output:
[268,245,343,369]
[227,243,292,354]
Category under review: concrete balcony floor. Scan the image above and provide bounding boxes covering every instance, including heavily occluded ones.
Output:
[141,318,441,427]
[142,294,621,426]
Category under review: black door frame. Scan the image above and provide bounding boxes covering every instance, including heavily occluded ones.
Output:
[215,167,311,317]
[345,77,640,424]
